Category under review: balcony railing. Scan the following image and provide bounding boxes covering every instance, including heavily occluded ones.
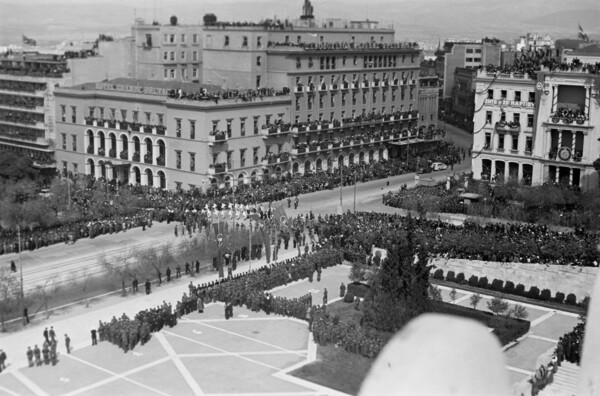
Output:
[208,132,227,145]
[208,164,227,175]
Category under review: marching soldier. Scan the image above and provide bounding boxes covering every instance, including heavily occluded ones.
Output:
[26,346,34,367]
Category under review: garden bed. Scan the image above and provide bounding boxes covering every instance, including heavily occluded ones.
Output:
[431,300,530,346]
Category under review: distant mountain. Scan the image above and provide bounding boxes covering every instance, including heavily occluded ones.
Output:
[0,0,598,47]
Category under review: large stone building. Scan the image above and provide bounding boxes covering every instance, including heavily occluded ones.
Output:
[471,62,600,191]
[54,4,439,190]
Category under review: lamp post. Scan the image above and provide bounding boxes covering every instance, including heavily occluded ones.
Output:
[217,234,224,278]
[17,225,25,325]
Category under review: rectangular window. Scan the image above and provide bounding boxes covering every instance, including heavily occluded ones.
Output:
[145,112,151,124]
[513,113,520,123]
[256,56,262,66]
[157,114,163,125]
[88,107,95,118]
[475,48,482,54]
[175,118,182,138]
[527,114,534,127]
[512,135,519,151]
[175,150,181,169]
[257,36,262,47]
[189,120,196,139]
[485,133,491,148]
[212,121,219,133]
[528,92,535,103]
[474,58,482,63]
[170,51,175,61]
[224,36,229,46]
[256,75,261,88]
[193,34,198,44]
[163,69,168,79]
[486,111,492,124]
[295,97,301,111]
[242,36,248,47]
[181,51,186,60]
[109,108,115,120]
[240,118,246,136]
[466,48,473,54]
[498,134,505,150]
[169,34,175,43]
[192,68,198,78]
[525,136,532,152]
[253,117,259,134]
[170,69,175,78]
[163,51,168,61]
[61,133,67,150]
[253,147,259,165]
[181,34,186,43]
[192,51,198,61]
[120,109,127,121]
[487,90,494,99]
[71,106,77,123]
[226,152,232,168]
[500,112,506,122]
[72,134,77,151]
[296,57,301,68]
[189,153,195,172]
[500,90,507,99]
[73,163,78,174]
[514,91,521,102]
[133,111,139,122]
[60,105,66,122]
[466,57,473,62]
[308,96,313,110]
[226,120,232,138]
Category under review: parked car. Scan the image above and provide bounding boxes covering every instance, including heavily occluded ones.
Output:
[431,162,448,171]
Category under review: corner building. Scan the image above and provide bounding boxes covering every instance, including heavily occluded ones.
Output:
[55,9,434,190]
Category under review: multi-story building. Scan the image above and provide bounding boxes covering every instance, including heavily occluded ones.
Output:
[471,62,600,191]
[515,33,554,52]
[450,67,477,131]
[131,17,203,81]
[0,40,132,167]
[54,15,437,190]
[471,69,536,184]
[532,66,600,190]
[418,76,439,131]
[439,39,503,100]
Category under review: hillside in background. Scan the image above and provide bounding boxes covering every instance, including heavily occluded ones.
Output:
[0,0,598,47]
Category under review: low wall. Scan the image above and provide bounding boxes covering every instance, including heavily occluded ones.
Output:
[430,257,599,301]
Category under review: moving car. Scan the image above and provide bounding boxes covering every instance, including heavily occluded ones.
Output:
[431,162,448,171]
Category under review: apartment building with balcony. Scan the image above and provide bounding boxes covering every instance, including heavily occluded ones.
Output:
[471,61,600,191]
[532,66,600,190]
[471,69,537,184]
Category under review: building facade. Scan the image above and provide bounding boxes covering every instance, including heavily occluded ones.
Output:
[471,70,537,184]
[0,41,132,167]
[471,65,600,191]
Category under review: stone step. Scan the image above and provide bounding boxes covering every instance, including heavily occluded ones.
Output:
[536,363,580,396]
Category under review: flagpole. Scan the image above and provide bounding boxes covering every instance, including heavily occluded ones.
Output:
[353,172,357,213]
[339,164,343,207]
[248,220,252,271]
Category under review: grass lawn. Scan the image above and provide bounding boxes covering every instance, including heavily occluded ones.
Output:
[290,344,374,395]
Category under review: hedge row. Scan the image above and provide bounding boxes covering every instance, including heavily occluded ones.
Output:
[432,269,578,305]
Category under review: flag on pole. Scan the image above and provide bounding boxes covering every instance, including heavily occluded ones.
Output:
[273,204,289,229]
[22,35,37,46]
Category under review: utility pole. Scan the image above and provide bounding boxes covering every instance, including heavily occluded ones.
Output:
[339,164,343,207]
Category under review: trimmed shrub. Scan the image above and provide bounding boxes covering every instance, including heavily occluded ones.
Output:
[468,275,479,287]
[433,269,444,280]
[478,276,489,289]
[528,286,540,299]
[566,293,577,305]
[515,284,526,296]
[347,282,370,299]
[554,292,565,304]
[455,272,465,284]
[343,292,355,303]
[446,271,456,282]
[504,281,515,294]
[540,289,552,301]
[491,279,504,292]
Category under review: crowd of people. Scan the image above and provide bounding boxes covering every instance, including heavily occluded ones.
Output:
[313,212,599,267]
[555,321,585,365]
[168,87,289,103]
[97,303,177,352]
[0,140,461,256]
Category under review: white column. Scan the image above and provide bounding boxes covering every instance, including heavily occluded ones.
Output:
[505,162,509,179]
[130,169,136,184]
[85,162,91,175]
[374,150,380,161]
[117,137,123,156]
[129,140,136,161]
[558,131,562,148]
[95,136,101,155]
[95,164,102,177]
[517,164,523,182]
[106,164,113,180]
[491,161,496,179]
[153,174,160,187]
[569,168,574,186]
[555,167,560,184]
[141,171,148,186]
